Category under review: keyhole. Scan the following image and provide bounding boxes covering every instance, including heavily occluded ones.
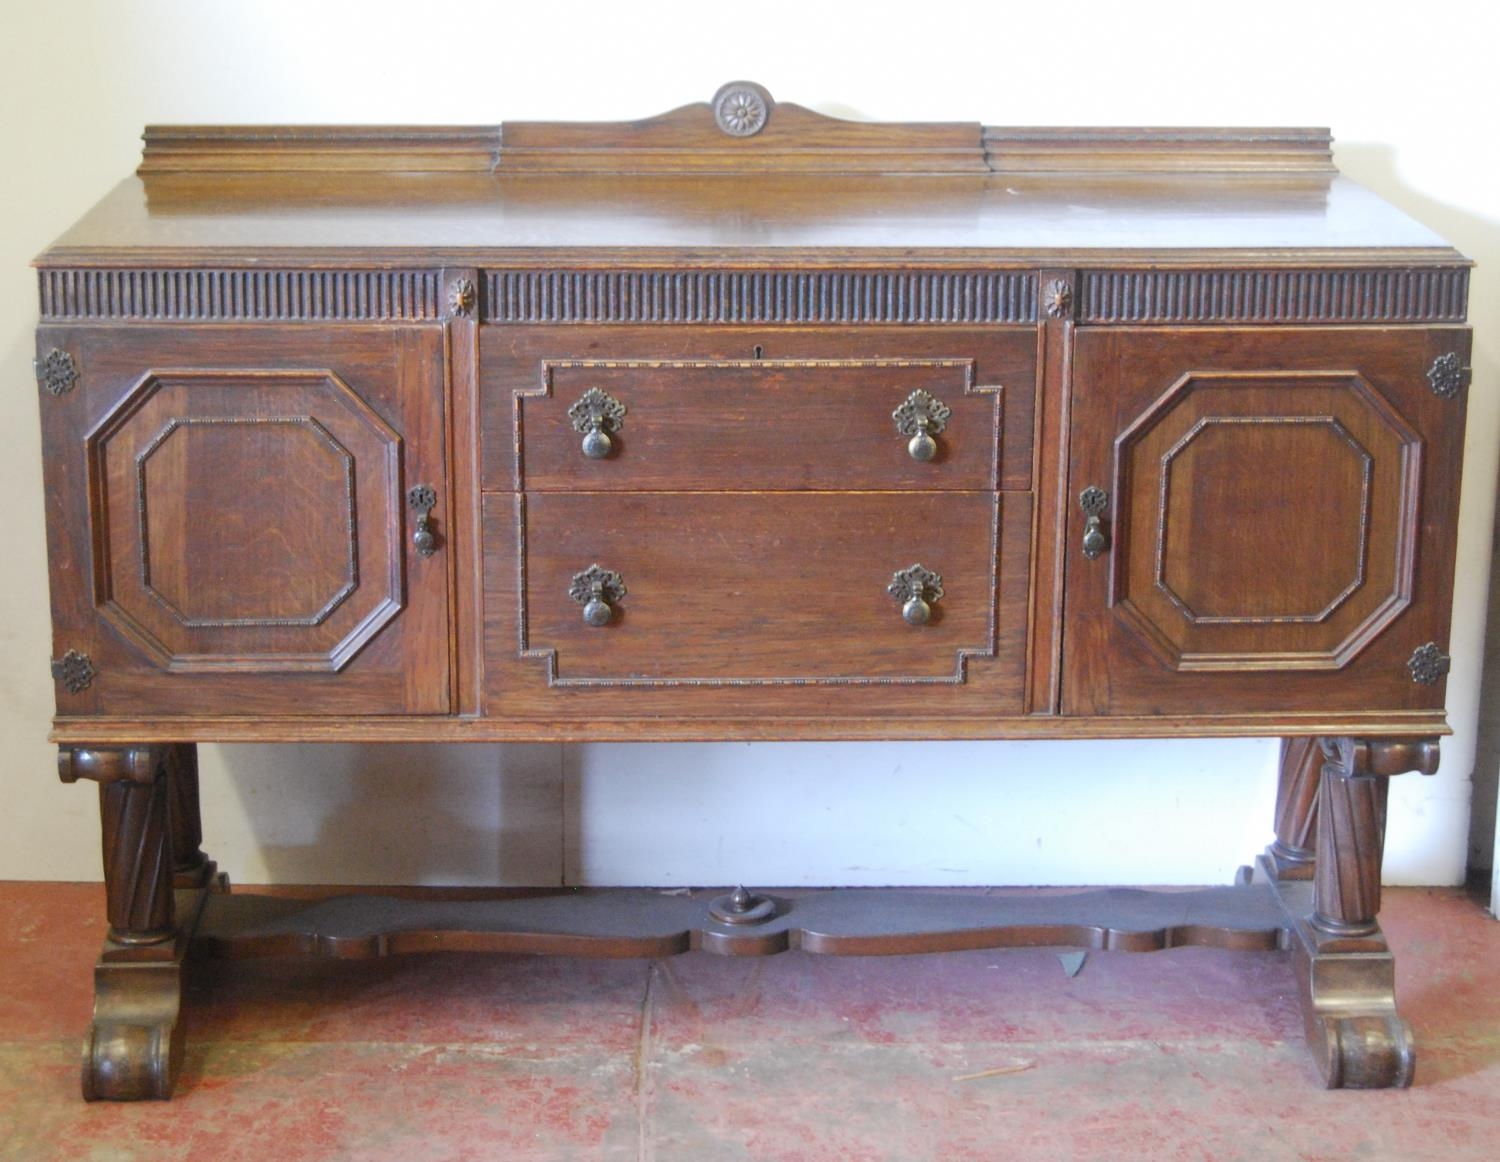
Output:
[752,345,764,360]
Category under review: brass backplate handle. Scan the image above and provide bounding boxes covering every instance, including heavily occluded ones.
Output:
[570,564,627,626]
[1080,486,1110,559]
[888,564,944,626]
[569,388,627,459]
[407,485,439,557]
[892,390,951,462]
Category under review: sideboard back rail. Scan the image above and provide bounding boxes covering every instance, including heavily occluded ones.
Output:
[139,83,1334,178]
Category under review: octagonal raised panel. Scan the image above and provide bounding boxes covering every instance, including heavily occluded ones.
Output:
[1156,416,1372,624]
[87,368,405,672]
[138,417,358,626]
[1111,371,1420,671]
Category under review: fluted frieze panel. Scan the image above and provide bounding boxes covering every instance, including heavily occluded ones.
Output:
[40,266,1467,325]
[485,269,1037,324]
[1080,268,1469,324]
[40,268,442,321]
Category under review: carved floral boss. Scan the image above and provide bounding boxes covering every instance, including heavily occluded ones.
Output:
[37,348,79,395]
[713,83,770,138]
[51,650,96,694]
[1426,352,1470,399]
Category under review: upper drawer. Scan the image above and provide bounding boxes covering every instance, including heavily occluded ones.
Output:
[480,326,1036,491]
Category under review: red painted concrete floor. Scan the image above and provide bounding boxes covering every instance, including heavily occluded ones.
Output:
[1,883,1498,1161]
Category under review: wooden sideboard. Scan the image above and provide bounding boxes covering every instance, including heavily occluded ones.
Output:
[33,84,1473,1099]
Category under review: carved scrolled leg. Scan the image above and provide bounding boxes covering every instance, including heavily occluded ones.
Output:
[1265,737,1322,880]
[1265,736,1439,1089]
[59,745,199,1101]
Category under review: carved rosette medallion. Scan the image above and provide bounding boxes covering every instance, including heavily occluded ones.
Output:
[1045,279,1074,319]
[51,650,96,694]
[448,277,477,318]
[1425,352,1468,399]
[37,348,79,395]
[713,83,770,137]
[1407,642,1451,686]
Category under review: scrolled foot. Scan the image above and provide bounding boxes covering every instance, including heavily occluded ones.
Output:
[82,1010,180,1101]
[1309,1013,1415,1089]
[78,888,213,1100]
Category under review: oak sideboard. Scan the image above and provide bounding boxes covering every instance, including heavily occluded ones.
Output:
[33,84,1472,1098]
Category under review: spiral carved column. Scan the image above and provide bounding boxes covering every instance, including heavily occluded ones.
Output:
[60,746,176,945]
[1310,737,1438,936]
[1267,737,1323,880]
[164,745,210,888]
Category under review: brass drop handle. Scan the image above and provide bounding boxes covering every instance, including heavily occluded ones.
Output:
[892,390,951,462]
[407,485,439,557]
[1080,486,1110,559]
[888,564,944,626]
[570,565,627,626]
[568,387,627,459]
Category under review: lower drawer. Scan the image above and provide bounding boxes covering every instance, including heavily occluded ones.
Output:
[483,491,1030,720]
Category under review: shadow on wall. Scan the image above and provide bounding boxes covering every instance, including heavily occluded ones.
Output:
[1336,146,1500,880]
[206,742,564,886]
[1473,499,1500,874]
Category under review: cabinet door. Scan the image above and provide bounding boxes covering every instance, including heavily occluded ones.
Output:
[39,325,450,718]
[1063,327,1469,719]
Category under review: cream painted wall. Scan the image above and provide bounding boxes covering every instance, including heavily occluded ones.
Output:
[2,0,1497,890]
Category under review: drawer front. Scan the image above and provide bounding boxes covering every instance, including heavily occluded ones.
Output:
[484,490,1030,718]
[482,327,1036,492]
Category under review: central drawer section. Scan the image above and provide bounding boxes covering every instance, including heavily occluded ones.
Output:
[481,325,1036,722]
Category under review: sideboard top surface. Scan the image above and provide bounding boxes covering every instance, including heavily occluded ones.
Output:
[41,173,1456,266]
[35,86,1462,267]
